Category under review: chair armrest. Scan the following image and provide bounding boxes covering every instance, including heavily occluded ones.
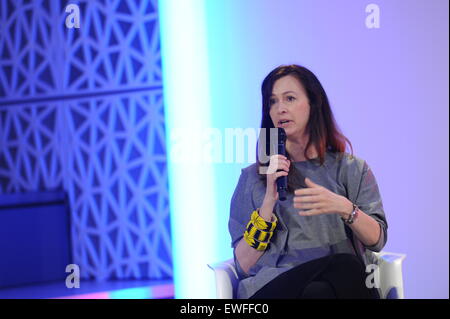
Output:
[207,259,239,299]
[373,251,406,299]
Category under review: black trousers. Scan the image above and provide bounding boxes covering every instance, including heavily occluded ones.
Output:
[249,253,380,299]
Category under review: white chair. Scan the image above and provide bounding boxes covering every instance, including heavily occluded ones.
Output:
[208,251,406,299]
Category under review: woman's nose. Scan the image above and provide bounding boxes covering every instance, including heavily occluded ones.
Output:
[277,102,288,113]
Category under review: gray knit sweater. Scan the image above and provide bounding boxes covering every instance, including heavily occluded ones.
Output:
[228,151,388,298]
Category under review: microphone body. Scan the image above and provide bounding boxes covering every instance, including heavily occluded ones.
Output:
[276,128,288,201]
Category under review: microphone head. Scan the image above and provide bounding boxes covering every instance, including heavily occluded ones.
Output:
[277,127,286,143]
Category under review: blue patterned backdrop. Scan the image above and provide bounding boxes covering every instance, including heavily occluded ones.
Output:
[0,0,172,280]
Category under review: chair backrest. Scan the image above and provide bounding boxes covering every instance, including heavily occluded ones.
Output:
[372,251,406,299]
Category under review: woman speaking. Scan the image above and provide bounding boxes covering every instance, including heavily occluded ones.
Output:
[228,64,387,299]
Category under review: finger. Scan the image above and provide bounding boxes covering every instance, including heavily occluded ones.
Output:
[277,162,289,172]
[305,177,320,188]
[273,159,289,172]
[270,154,287,162]
[273,167,289,175]
[274,159,290,169]
[293,195,320,203]
[275,159,288,167]
[294,202,321,210]
[274,171,288,179]
[294,188,321,196]
[276,157,289,165]
[268,158,289,173]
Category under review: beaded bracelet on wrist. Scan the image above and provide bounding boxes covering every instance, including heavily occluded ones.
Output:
[250,209,277,232]
[243,209,278,251]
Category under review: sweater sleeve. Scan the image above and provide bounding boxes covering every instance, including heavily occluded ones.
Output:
[228,167,259,279]
[354,161,388,252]
[228,167,257,249]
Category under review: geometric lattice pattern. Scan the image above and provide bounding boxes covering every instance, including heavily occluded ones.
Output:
[0,0,162,100]
[0,0,172,280]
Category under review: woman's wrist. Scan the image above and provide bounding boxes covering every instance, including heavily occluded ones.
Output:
[260,197,276,222]
[263,192,277,204]
[339,197,354,219]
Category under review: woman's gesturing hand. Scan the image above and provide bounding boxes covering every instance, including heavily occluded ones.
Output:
[264,155,290,203]
[293,178,353,217]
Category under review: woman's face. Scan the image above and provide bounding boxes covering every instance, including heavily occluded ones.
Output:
[269,75,310,141]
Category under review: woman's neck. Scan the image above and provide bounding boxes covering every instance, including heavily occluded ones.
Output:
[286,134,318,162]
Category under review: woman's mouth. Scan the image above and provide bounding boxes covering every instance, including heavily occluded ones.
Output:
[278,120,292,127]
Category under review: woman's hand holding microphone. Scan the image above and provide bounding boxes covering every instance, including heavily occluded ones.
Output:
[260,155,353,220]
[260,155,290,222]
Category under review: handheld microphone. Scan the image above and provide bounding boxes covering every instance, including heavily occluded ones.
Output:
[276,128,288,201]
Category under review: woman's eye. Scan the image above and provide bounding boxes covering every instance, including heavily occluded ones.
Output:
[269,99,276,105]
[287,96,296,102]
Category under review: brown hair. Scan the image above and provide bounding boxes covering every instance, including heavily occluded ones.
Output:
[257,64,353,190]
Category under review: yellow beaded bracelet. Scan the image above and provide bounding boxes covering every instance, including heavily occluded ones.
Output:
[250,209,278,232]
[243,209,278,251]
[243,231,270,251]
[245,220,273,242]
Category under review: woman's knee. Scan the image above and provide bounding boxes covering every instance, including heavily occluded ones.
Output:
[300,281,336,299]
[329,253,365,272]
